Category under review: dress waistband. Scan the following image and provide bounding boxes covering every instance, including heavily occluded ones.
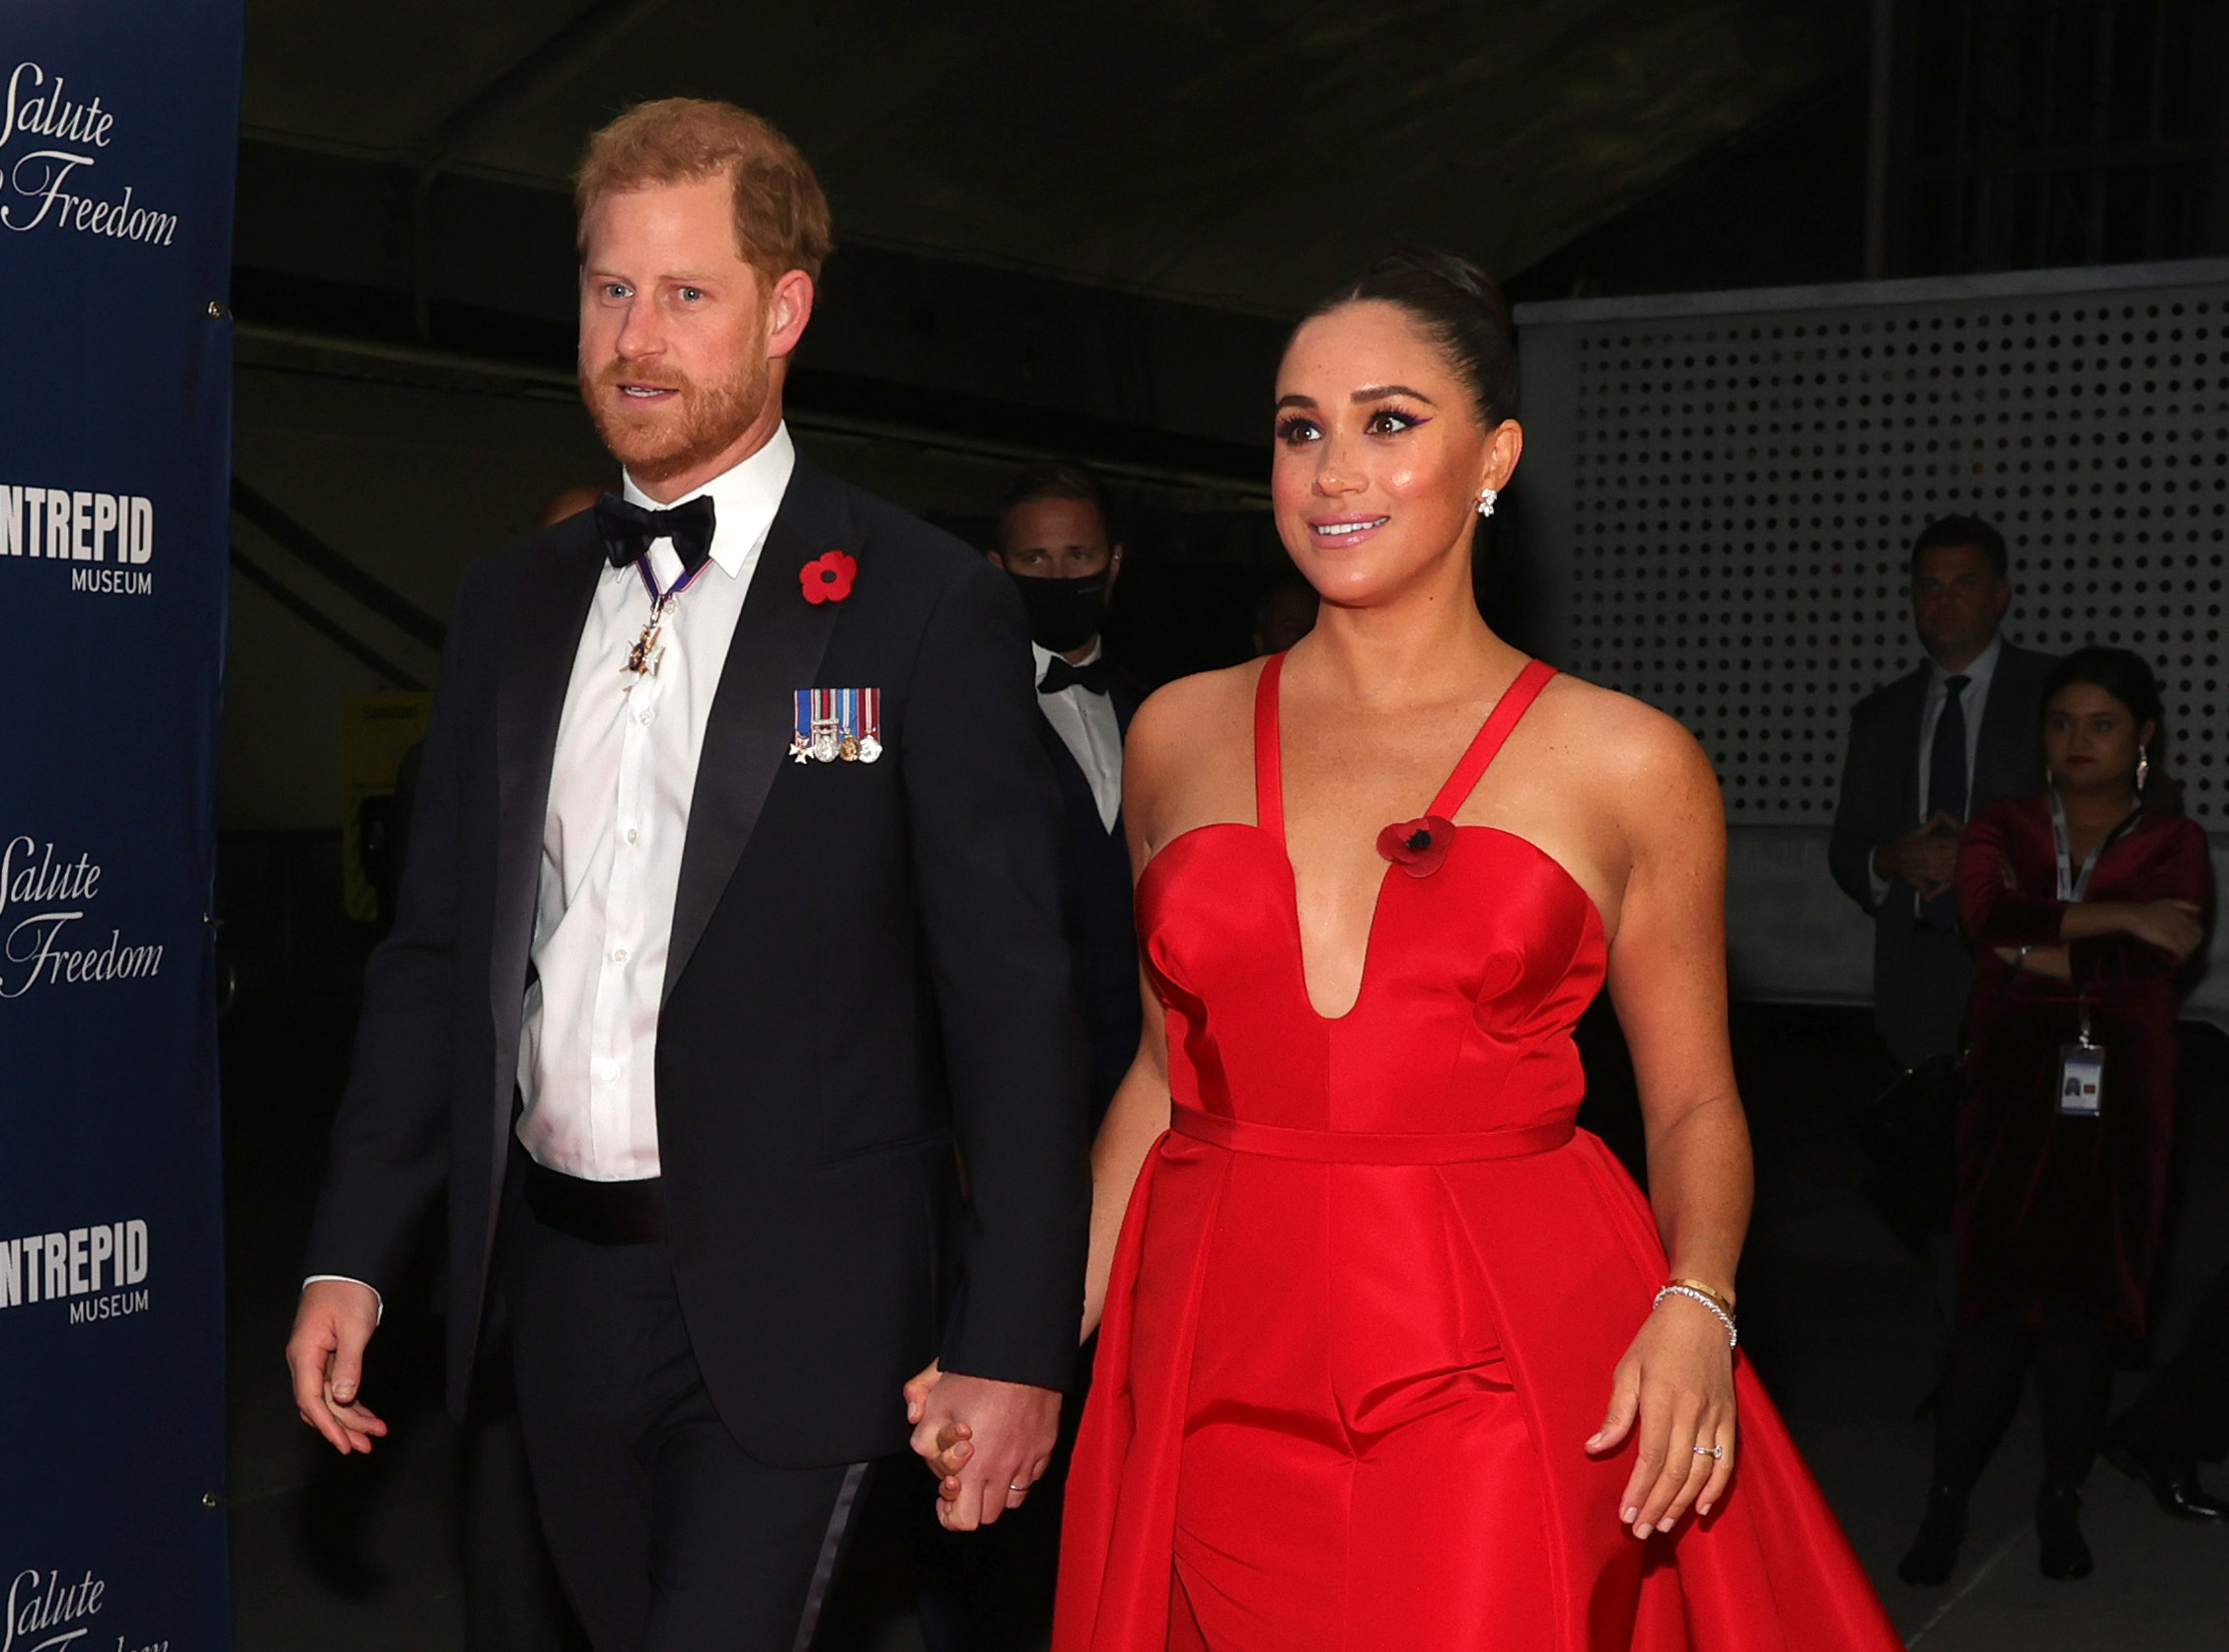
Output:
[1169,1103,1574,1164]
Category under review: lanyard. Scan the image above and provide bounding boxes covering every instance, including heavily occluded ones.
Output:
[2048,790,2142,902]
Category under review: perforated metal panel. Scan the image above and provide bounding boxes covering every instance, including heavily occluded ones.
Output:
[1517,263,2229,828]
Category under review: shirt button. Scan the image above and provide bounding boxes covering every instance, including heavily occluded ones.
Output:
[612,946,630,963]
[637,708,655,725]
[597,1060,618,1083]
[625,827,639,845]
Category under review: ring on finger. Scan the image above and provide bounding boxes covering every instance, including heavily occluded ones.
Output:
[1692,1443,1725,1460]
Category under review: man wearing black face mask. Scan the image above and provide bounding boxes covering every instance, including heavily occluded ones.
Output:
[909,463,1141,1652]
[987,463,1142,1120]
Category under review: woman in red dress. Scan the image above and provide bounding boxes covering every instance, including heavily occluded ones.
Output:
[1898,647,2211,1586]
[918,251,1901,1649]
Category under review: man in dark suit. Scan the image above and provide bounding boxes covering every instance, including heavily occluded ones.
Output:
[907,466,1144,1652]
[1829,514,2055,1070]
[283,99,1087,1652]
[986,463,1143,1119]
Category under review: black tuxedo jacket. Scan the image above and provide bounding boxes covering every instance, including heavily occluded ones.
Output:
[306,453,1090,1466]
[1036,662,1145,1115]
[1827,639,2055,1066]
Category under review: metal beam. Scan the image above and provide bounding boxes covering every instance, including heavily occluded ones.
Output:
[410,0,673,337]
[234,321,1271,499]
[232,476,450,650]
[229,549,429,691]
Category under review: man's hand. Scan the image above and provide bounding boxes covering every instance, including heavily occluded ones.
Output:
[1875,809,1963,901]
[286,1279,389,1455]
[906,1368,1060,1531]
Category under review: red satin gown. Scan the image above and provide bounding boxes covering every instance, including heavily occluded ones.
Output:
[1055,656,1902,1652]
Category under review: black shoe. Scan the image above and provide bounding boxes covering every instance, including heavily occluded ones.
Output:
[1898,1483,1967,1587]
[2106,1444,2229,1522]
[2037,1485,2095,1581]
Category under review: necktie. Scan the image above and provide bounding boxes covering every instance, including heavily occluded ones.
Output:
[1922,673,1970,930]
[1039,655,1110,696]
[593,492,718,579]
[1927,675,1970,820]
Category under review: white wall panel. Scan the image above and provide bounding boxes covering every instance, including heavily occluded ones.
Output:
[1517,262,2229,1027]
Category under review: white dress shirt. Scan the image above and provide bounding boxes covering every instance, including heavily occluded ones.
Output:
[1033,639,1123,833]
[515,425,796,1180]
[1870,632,2005,905]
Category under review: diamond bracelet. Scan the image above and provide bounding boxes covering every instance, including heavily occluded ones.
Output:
[1654,1283,1738,1348]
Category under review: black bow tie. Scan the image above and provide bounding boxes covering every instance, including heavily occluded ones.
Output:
[1039,655,1110,696]
[595,492,718,577]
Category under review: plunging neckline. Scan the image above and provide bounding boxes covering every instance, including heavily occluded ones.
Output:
[1258,652,1559,1021]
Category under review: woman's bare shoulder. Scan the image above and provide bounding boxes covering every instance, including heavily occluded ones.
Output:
[1532,671,1715,794]
[1128,661,1261,765]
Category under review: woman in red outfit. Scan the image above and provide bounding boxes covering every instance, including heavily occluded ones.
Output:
[1899,647,2211,1587]
[915,250,1901,1650]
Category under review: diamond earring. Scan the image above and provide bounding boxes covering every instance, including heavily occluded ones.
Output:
[2137,744,2150,791]
[1475,487,1498,519]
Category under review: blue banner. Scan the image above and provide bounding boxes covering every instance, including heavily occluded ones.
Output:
[0,6,243,1648]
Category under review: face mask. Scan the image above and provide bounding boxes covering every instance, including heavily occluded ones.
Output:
[1007,569,1108,654]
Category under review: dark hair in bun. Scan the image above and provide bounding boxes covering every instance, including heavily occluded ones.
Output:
[1307,247,1519,426]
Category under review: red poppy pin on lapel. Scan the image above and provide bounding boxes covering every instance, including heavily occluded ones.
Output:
[801,550,856,604]
[1376,815,1457,878]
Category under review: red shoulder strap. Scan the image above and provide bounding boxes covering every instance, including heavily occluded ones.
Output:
[1429,659,1557,820]
[1254,652,1286,842]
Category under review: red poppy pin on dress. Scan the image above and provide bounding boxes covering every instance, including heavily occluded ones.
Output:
[801,550,856,604]
[1376,814,1457,878]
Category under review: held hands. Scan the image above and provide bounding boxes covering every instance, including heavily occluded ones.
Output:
[904,1361,1062,1531]
[1586,1291,1737,1539]
[1875,810,1963,902]
[285,1279,388,1455]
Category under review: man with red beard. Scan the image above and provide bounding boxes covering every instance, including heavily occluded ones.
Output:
[285,100,1087,1652]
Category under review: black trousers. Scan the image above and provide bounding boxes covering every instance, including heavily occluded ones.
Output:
[1933,1301,2114,1494]
[464,1342,592,1652]
[505,1200,869,1652]
[2113,1261,2229,1462]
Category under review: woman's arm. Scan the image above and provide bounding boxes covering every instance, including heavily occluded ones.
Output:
[1081,982,1171,1342]
[2060,824,2214,986]
[1592,709,1749,1539]
[1956,806,2066,946]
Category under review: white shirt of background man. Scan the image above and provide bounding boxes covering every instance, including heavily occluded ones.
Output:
[515,423,797,1182]
[1034,639,1122,833]
[1867,631,2005,908]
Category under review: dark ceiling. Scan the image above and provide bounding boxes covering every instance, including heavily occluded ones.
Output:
[242,0,1867,313]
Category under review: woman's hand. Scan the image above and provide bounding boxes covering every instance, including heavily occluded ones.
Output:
[904,1360,973,1483]
[2120,898,2204,961]
[1586,1292,1738,1539]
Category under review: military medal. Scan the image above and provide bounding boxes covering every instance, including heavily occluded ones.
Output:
[621,558,711,686]
[792,688,882,763]
[626,598,671,680]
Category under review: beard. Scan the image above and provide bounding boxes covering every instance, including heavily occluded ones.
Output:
[579,351,772,488]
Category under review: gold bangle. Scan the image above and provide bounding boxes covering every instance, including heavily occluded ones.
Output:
[1668,1276,1736,1314]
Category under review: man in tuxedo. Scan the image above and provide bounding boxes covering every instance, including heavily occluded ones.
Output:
[284,98,1088,1652]
[1829,515,2054,1070]
[903,466,1145,1652]
[985,464,1144,1119]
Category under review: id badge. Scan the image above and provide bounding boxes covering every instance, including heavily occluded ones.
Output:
[2056,1043,2105,1117]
